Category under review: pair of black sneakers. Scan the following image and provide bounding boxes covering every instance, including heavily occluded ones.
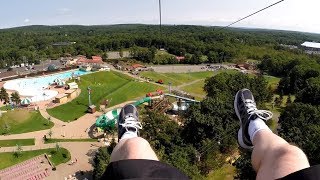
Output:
[118,89,272,149]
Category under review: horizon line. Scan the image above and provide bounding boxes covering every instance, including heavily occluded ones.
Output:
[0,23,319,35]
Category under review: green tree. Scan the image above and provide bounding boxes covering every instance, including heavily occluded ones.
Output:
[234,151,256,180]
[140,111,203,178]
[11,92,21,105]
[279,103,320,165]
[275,97,282,107]
[48,129,53,139]
[55,143,60,152]
[3,122,10,134]
[15,144,23,157]
[93,147,110,179]
[0,87,9,103]
[278,63,320,94]
[286,95,293,105]
[207,51,218,63]
[296,77,320,105]
[47,116,51,126]
[92,141,116,179]
[119,49,123,58]
[102,53,108,61]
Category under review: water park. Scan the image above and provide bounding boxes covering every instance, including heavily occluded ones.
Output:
[3,70,88,103]
[0,63,261,179]
[0,66,211,179]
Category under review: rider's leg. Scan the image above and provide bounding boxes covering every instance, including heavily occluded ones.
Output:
[235,89,310,180]
[110,104,158,162]
[251,130,310,180]
[110,137,158,162]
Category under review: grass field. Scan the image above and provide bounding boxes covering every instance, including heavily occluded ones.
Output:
[140,71,217,86]
[105,81,164,106]
[47,71,162,121]
[0,139,35,147]
[207,164,236,180]
[263,75,281,91]
[182,80,206,96]
[180,70,240,97]
[0,109,54,135]
[140,71,182,86]
[0,148,70,170]
[44,138,97,144]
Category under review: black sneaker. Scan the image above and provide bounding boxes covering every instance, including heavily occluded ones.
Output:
[118,104,142,141]
[234,89,273,149]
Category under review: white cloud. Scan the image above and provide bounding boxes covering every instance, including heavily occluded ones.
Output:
[24,19,30,23]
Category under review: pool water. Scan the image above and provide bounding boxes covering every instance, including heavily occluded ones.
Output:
[4,70,90,102]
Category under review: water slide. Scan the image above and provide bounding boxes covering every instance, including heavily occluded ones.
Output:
[95,97,152,130]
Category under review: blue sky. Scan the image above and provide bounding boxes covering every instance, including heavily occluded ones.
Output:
[1,0,320,33]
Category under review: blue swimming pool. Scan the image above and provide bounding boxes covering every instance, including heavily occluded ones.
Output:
[4,69,90,102]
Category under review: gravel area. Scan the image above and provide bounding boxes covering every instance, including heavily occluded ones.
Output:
[151,64,229,73]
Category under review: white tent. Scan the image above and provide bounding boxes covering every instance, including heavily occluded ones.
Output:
[21,97,32,106]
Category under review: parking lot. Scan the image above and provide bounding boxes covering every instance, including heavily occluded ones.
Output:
[151,64,231,73]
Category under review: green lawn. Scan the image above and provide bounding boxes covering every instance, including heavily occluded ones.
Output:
[106,81,164,106]
[0,139,35,147]
[47,71,162,121]
[44,138,97,144]
[140,71,182,86]
[263,75,281,91]
[0,148,70,170]
[0,109,53,135]
[180,70,239,97]
[207,164,235,180]
[140,71,224,86]
[182,80,206,97]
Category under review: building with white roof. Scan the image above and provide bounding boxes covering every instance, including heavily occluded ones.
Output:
[301,42,320,54]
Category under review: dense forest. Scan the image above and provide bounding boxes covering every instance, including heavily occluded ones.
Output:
[1,24,320,67]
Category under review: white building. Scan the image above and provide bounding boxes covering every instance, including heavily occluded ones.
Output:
[301,42,320,54]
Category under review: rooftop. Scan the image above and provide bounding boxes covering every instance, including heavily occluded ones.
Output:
[65,89,76,94]
[55,94,67,99]
[301,42,320,49]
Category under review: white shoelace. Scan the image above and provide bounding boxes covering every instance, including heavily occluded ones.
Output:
[119,117,142,132]
[245,99,273,121]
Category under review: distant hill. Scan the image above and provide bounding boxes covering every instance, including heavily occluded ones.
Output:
[0,24,320,68]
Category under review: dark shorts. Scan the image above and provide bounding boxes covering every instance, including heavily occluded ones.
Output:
[279,165,320,180]
[101,159,189,180]
[102,160,320,180]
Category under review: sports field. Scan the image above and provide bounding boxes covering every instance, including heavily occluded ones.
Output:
[47,71,162,121]
[0,109,53,135]
[140,71,216,86]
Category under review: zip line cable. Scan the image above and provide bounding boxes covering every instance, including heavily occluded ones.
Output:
[153,0,284,160]
[219,0,285,30]
[196,129,235,157]
[159,0,162,34]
